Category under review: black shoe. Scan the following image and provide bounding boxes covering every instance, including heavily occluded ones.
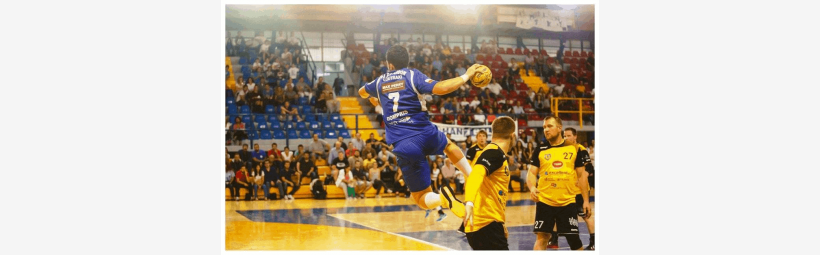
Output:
[457,223,466,235]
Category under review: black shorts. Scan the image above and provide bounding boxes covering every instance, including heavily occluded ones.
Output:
[466,221,509,250]
[533,202,580,234]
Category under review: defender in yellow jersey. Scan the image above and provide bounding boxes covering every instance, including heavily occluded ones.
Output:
[526,116,591,251]
[565,127,595,250]
[460,116,517,250]
[457,129,488,235]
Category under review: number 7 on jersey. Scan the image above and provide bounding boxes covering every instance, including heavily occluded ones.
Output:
[387,92,400,112]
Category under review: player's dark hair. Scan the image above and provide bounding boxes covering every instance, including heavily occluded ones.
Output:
[491,116,516,138]
[564,127,577,136]
[545,115,563,127]
[386,45,409,70]
[477,130,488,137]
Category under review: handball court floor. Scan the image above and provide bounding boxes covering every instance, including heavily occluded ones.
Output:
[226,192,594,250]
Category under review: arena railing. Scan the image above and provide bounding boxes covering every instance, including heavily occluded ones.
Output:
[550,97,595,128]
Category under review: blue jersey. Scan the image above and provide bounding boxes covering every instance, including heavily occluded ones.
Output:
[364,68,438,145]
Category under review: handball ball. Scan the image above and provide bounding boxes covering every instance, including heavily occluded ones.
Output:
[471,65,492,88]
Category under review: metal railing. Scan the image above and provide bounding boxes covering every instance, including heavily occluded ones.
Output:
[551,97,595,128]
[298,31,318,86]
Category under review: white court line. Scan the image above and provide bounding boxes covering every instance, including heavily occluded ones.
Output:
[326,214,454,251]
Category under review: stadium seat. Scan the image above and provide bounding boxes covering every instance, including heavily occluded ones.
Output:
[565,50,572,56]
[515,48,522,55]
[305,113,316,122]
[297,97,308,106]
[239,58,247,65]
[329,113,341,122]
[226,90,234,99]
[524,48,530,55]
[284,121,294,130]
[334,121,345,129]
[540,49,547,55]
[325,130,338,139]
[491,62,500,69]
[296,122,306,129]
[309,121,320,129]
[259,130,272,139]
[573,51,580,57]
[506,48,513,54]
[226,97,235,105]
[339,129,351,139]
[581,51,588,57]
[241,115,252,125]
[265,105,275,114]
[322,120,332,129]
[299,129,312,139]
[286,129,298,139]
[270,119,281,129]
[494,54,503,62]
[254,114,266,124]
[273,129,285,139]
[256,121,269,130]
[239,105,250,114]
[248,131,259,140]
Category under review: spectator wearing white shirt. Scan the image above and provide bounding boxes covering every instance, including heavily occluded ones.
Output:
[251,58,262,72]
[288,64,299,83]
[245,77,256,93]
[554,83,566,95]
[524,52,535,75]
[281,48,292,66]
[469,97,481,109]
[260,39,272,58]
[472,108,486,125]
[486,78,502,97]
[280,146,294,163]
[513,100,525,119]
[287,31,299,48]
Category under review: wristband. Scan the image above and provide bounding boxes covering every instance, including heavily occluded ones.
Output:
[465,201,474,207]
[460,74,470,83]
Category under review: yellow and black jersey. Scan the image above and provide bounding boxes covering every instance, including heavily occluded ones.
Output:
[465,143,510,233]
[529,140,590,207]
[465,143,485,163]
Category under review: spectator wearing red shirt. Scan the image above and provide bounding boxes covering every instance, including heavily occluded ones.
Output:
[233,165,252,201]
[345,142,358,157]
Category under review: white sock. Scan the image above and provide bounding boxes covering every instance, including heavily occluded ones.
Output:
[436,206,442,211]
[424,192,441,209]
[455,157,472,176]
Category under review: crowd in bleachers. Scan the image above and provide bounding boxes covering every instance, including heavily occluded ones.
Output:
[343,36,595,126]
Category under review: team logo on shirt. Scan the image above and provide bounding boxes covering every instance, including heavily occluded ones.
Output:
[381,80,406,93]
[551,183,557,188]
[544,154,551,160]
[552,161,563,169]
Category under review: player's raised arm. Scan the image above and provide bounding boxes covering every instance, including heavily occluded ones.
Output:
[359,79,382,113]
[431,64,482,95]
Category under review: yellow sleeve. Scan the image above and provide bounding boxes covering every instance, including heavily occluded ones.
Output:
[464,164,487,203]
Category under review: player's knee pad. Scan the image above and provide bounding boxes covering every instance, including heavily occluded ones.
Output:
[565,234,583,250]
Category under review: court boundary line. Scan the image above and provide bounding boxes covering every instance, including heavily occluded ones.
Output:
[326,214,455,251]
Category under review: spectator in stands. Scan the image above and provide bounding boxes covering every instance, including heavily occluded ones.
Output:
[472,108,487,125]
[247,86,264,114]
[234,165,252,200]
[378,146,396,163]
[281,48,292,66]
[287,64,299,84]
[394,166,410,198]
[377,155,395,191]
[233,31,245,56]
[248,164,265,200]
[348,149,362,167]
[275,161,294,200]
[486,78,502,98]
[322,84,340,113]
[465,48,475,63]
[250,144,267,169]
[534,93,551,115]
[231,118,248,144]
[266,143,283,164]
[524,52,535,75]
[295,77,308,91]
[513,100,526,118]
[328,141,344,164]
[349,132,364,152]
[346,142,359,157]
[432,56,442,71]
[244,77,256,93]
[226,165,237,199]
[554,83,566,95]
[281,146,294,163]
[284,84,298,105]
[455,63,467,76]
[362,151,377,171]
[350,161,371,198]
[308,133,329,159]
[252,58,262,73]
[261,160,281,200]
[297,153,317,180]
[279,100,300,121]
[509,58,520,75]
[282,161,301,200]
[229,153,244,173]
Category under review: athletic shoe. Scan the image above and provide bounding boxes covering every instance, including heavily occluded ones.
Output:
[436,212,447,222]
[585,244,594,250]
[425,210,431,218]
[457,223,466,235]
[547,234,559,249]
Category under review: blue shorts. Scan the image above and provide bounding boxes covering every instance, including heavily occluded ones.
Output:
[392,128,449,192]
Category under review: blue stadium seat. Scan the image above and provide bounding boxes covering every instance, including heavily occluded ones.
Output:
[240,105,250,114]
[305,113,315,122]
[240,65,250,74]
[267,77,275,84]
[265,105,275,114]
[296,122,306,129]
[334,121,345,129]
[273,129,285,139]
[309,121,319,129]
[279,80,287,87]
[322,120,332,129]
[339,129,351,139]
[254,114,266,124]
[226,89,234,98]
[259,130,272,139]
[249,57,257,65]
[248,131,259,140]
[284,121,294,130]
[226,97,235,105]
[299,129,311,139]
[228,115,238,124]
[270,119,281,129]
[255,78,261,84]
[325,130,338,139]
[227,105,238,115]
[301,105,312,114]
[252,72,258,78]
[241,115,252,125]
[239,58,247,65]
[286,129,298,139]
[330,113,341,122]
[256,122,268,130]
[297,97,308,106]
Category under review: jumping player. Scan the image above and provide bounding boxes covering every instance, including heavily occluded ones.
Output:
[358,45,479,212]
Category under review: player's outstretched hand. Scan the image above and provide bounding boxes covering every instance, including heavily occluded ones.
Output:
[464,202,474,229]
[374,105,383,114]
[582,201,591,220]
[465,64,481,78]
[530,188,539,202]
